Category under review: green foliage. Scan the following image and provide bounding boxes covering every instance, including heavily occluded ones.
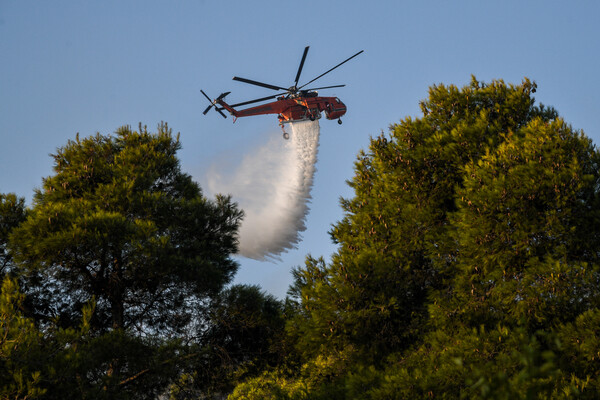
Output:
[170,285,286,399]
[205,284,285,371]
[10,123,243,334]
[229,347,356,400]
[342,326,566,400]
[53,330,187,400]
[0,273,179,399]
[555,308,600,396]
[436,119,600,331]
[0,276,46,399]
[233,77,600,398]
[0,193,26,276]
[3,78,600,398]
[289,77,555,362]
[4,123,246,397]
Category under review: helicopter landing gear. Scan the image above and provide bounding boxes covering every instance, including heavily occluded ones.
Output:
[309,115,316,121]
[283,132,290,140]
[338,119,343,125]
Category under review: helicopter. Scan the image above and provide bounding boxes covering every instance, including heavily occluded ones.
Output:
[201,46,363,139]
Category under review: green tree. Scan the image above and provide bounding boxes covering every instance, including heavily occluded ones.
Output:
[232,78,600,398]
[8,123,244,397]
[428,118,600,331]
[401,112,600,398]
[0,276,46,399]
[0,193,26,276]
[290,77,555,362]
[170,285,285,399]
[204,285,285,384]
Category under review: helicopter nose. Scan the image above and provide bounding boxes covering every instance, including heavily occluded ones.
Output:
[326,99,347,120]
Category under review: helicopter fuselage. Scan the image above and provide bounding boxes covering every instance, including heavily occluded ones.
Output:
[217,94,347,125]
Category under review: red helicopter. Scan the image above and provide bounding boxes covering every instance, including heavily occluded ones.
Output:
[201,46,363,139]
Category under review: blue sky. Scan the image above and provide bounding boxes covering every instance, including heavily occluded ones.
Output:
[2,1,599,298]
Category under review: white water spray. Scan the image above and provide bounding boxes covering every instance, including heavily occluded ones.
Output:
[206,120,320,261]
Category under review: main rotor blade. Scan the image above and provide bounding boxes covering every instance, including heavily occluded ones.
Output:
[299,50,364,90]
[294,46,310,88]
[303,84,346,91]
[230,93,286,108]
[216,91,231,101]
[232,76,287,91]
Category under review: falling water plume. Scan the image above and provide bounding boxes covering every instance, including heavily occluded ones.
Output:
[206,120,320,261]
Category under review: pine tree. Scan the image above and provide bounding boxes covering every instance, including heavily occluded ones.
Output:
[233,78,600,398]
[170,285,285,398]
[434,118,600,331]
[0,277,46,399]
[8,123,244,397]
[350,114,600,398]
[0,193,26,276]
[290,77,555,362]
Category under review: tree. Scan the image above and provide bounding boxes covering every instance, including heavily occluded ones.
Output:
[0,193,26,276]
[8,123,244,396]
[0,276,46,399]
[353,115,600,398]
[289,77,556,362]
[232,77,600,398]
[433,118,600,331]
[170,285,285,398]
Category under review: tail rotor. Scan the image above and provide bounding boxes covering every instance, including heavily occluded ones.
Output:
[201,90,230,118]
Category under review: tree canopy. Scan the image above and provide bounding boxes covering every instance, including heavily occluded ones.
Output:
[10,123,242,335]
[1,123,257,398]
[230,77,600,399]
[3,78,600,398]
[0,193,26,276]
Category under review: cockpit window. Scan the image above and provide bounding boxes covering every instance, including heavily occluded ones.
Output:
[335,98,340,103]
